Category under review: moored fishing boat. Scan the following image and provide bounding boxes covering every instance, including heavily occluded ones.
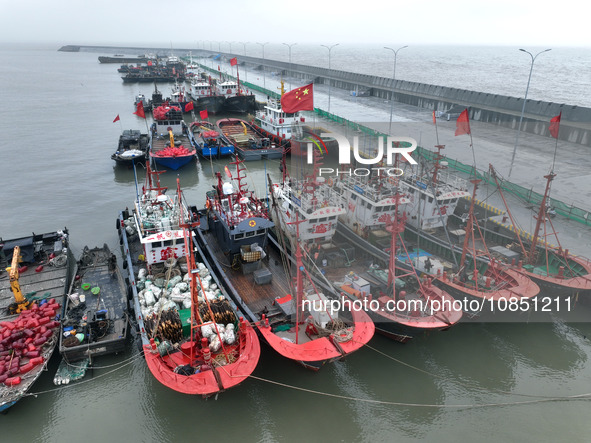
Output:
[197,158,374,370]
[188,75,225,114]
[117,164,260,396]
[217,118,284,161]
[216,79,256,113]
[430,179,540,318]
[484,166,591,298]
[0,230,74,412]
[149,104,196,170]
[59,245,129,363]
[111,129,149,165]
[189,121,234,159]
[328,213,463,342]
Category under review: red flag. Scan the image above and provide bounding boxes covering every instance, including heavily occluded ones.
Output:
[113,114,120,123]
[148,60,152,66]
[432,111,436,125]
[217,65,220,71]
[200,109,209,120]
[230,57,238,66]
[549,112,561,138]
[455,109,471,136]
[224,165,232,178]
[185,101,194,112]
[281,83,314,113]
[133,102,145,119]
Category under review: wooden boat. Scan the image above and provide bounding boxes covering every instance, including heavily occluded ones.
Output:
[59,245,129,363]
[149,105,196,170]
[217,118,285,161]
[0,230,74,412]
[117,164,259,396]
[189,121,234,159]
[197,158,374,370]
[111,129,149,165]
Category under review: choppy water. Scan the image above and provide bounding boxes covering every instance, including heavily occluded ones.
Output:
[1,44,591,443]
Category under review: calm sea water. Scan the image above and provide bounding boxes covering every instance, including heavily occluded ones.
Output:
[1,44,591,443]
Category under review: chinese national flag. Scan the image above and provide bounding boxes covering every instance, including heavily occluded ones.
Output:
[281,83,314,113]
[200,109,209,120]
[133,102,145,119]
[455,108,471,136]
[224,165,232,178]
[185,101,194,112]
[432,111,436,125]
[113,114,120,123]
[549,112,561,138]
[230,57,238,66]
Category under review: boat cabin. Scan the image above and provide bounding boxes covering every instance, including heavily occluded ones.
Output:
[255,98,302,139]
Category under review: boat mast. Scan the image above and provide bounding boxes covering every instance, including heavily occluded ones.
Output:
[529,172,555,265]
[460,179,481,289]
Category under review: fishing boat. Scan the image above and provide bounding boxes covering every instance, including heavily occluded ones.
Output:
[483,166,591,298]
[188,75,225,114]
[328,213,463,342]
[270,151,344,251]
[189,121,234,159]
[217,118,284,161]
[99,55,148,64]
[252,81,303,148]
[430,179,540,317]
[59,245,129,363]
[0,230,74,412]
[117,164,260,396]
[149,104,196,170]
[297,170,462,340]
[111,129,149,165]
[197,159,374,370]
[216,80,256,113]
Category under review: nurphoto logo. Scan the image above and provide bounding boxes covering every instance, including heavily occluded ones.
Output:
[306,131,418,177]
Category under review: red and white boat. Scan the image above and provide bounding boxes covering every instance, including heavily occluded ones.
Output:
[118,164,259,396]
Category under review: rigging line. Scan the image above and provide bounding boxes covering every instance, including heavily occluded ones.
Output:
[25,351,145,398]
[361,343,588,401]
[61,352,144,370]
[247,374,591,410]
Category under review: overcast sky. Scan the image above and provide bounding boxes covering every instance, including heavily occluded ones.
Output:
[1,0,589,47]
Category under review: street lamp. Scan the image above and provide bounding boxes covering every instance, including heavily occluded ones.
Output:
[320,43,339,114]
[256,42,269,90]
[283,42,297,90]
[240,42,249,81]
[508,48,551,177]
[384,45,408,135]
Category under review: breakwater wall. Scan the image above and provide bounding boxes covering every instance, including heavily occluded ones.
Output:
[61,44,591,147]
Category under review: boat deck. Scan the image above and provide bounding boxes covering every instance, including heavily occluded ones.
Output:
[60,245,128,362]
[201,230,293,318]
[150,133,194,154]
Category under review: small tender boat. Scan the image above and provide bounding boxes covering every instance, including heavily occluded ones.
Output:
[111,129,149,165]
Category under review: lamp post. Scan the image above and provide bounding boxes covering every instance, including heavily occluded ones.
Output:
[240,42,249,81]
[384,45,408,135]
[320,43,339,114]
[282,42,297,90]
[256,42,269,90]
[508,48,551,177]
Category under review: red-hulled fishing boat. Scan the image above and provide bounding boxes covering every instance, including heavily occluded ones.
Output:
[118,164,259,396]
[196,158,374,370]
[487,166,591,298]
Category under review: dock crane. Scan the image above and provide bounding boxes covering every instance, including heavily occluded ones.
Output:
[6,246,30,314]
